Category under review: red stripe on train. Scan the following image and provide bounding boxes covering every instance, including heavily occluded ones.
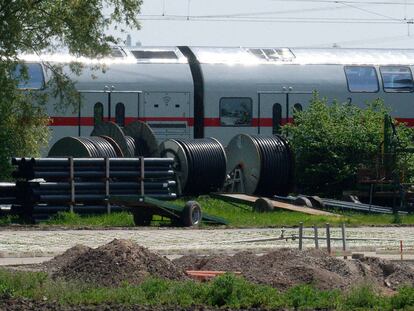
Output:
[49,117,414,127]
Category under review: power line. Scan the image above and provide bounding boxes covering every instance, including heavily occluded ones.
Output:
[196,5,348,18]
[138,15,405,24]
[339,2,402,21]
[272,0,414,5]
[306,35,413,47]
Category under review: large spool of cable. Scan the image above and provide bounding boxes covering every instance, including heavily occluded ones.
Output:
[124,121,159,157]
[48,136,119,158]
[91,122,131,157]
[159,138,227,195]
[226,134,294,196]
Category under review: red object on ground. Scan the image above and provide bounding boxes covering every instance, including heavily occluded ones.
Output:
[186,270,241,281]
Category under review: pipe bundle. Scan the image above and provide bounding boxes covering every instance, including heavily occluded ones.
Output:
[6,157,176,221]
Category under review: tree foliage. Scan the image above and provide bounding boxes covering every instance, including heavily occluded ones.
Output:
[283,92,414,196]
[0,0,142,179]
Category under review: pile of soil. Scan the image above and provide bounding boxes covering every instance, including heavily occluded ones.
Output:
[173,248,414,291]
[358,257,414,290]
[52,239,187,286]
[43,244,91,273]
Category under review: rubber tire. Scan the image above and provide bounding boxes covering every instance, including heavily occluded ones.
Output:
[253,198,274,213]
[132,209,153,226]
[181,201,202,227]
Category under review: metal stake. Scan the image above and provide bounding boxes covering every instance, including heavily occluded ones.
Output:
[299,222,303,250]
[105,157,111,214]
[140,156,145,196]
[341,223,347,259]
[69,157,74,213]
[313,225,319,249]
[326,223,331,255]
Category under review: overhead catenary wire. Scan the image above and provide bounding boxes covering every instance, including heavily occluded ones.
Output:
[138,0,413,25]
[137,15,406,24]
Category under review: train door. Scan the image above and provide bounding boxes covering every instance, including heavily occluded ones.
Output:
[258,92,287,136]
[109,91,140,127]
[142,91,191,141]
[78,91,109,136]
[288,93,313,117]
[258,91,313,135]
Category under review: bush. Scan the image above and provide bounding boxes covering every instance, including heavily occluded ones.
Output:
[207,273,281,308]
[0,63,49,180]
[284,284,340,309]
[283,92,414,196]
[339,284,389,310]
[390,286,414,309]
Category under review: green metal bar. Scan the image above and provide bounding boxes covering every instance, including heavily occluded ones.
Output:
[109,195,228,225]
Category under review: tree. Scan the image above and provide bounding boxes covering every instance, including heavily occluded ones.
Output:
[0,0,143,179]
[283,92,414,196]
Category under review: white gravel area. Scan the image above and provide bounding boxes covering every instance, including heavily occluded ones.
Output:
[0,227,413,258]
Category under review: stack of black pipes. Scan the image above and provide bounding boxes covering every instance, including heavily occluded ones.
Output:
[0,183,16,206]
[11,157,176,221]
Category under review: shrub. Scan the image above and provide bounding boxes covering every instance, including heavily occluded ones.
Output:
[283,92,414,196]
[390,286,414,309]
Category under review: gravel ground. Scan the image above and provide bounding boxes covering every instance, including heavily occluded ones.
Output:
[0,227,414,258]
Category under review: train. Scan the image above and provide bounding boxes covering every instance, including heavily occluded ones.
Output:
[18,46,414,149]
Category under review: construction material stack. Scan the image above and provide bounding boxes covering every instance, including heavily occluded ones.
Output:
[9,157,176,222]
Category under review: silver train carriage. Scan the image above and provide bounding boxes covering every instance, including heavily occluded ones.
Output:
[19,46,414,149]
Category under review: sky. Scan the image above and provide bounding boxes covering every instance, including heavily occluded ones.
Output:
[111,0,414,48]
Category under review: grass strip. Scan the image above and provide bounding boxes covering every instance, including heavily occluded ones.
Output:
[2,197,414,227]
[1,269,414,310]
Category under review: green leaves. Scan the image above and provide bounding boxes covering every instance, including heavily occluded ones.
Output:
[283,92,412,196]
[0,0,142,178]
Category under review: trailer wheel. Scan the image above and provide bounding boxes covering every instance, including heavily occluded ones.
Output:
[132,209,153,226]
[181,201,202,227]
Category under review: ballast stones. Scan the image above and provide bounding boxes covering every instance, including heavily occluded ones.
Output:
[226,134,294,196]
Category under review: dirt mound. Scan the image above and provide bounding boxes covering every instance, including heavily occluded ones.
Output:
[358,257,414,290]
[173,248,414,291]
[53,239,187,286]
[43,244,91,273]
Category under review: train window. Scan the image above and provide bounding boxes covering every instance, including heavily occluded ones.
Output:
[94,102,104,126]
[344,66,379,93]
[115,103,125,127]
[12,63,44,89]
[293,103,303,112]
[249,49,267,60]
[131,50,178,60]
[220,97,253,126]
[272,103,282,134]
[380,66,414,92]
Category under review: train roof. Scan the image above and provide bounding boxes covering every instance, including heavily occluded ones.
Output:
[188,47,414,66]
[19,46,414,66]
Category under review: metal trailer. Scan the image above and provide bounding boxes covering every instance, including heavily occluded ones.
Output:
[109,195,228,227]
